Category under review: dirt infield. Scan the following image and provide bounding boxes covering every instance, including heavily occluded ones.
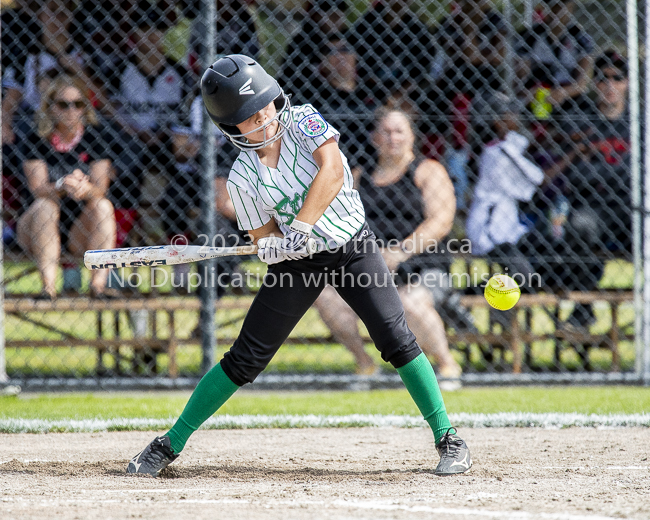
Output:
[1,428,649,520]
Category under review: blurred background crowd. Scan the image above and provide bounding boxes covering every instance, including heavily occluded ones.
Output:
[0,0,635,377]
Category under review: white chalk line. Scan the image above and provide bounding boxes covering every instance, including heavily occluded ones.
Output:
[332,500,622,520]
[0,496,623,519]
[2,412,650,433]
[542,466,649,471]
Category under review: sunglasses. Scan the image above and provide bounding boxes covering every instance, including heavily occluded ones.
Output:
[54,100,85,110]
[596,73,625,82]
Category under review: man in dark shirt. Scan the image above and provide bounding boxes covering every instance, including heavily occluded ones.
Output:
[564,51,631,255]
[532,51,631,332]
[347,0,436,105]
[278,0,349,105]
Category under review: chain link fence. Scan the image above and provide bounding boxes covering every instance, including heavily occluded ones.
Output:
[0,0,645,386]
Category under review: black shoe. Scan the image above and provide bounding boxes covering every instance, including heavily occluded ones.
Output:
[559,304,597,333]
[439,293,478,333]
[434,428,472,476]
[126,435,179,476]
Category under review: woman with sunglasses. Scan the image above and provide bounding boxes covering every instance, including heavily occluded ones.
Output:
[17,75,116,299]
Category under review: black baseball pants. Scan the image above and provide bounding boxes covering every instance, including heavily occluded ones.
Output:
[220,224,422,386]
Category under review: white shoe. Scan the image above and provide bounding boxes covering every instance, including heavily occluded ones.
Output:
[438,364,462,392]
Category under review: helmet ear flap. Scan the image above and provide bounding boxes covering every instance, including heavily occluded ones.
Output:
[273,92,291,111]
[219,124,239,136]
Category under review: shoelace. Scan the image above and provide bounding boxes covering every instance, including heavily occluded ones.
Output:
[143,439,175,464]
[438,428,463,457]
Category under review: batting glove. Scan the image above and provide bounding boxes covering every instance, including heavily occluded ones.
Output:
[257,236,288,265]
[281,220,313,260]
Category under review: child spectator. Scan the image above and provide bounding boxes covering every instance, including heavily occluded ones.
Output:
[158,95,243,294]
[465,94,570,329]
[466,94,543,282]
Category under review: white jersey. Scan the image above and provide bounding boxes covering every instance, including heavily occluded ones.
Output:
[227,104,365,251]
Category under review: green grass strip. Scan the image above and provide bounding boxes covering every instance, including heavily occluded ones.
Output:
[2,413,650,434]
[2,386,650,421]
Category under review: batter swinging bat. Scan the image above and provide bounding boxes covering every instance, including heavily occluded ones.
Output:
[84,239,318,270]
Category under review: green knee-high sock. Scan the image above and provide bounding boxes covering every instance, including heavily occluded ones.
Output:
[397,352,453,444]
[166,362,239,454]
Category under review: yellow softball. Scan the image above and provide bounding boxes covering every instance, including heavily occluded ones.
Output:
[484,274,521,311]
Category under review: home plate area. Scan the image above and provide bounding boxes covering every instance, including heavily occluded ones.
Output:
[1,428,649,520]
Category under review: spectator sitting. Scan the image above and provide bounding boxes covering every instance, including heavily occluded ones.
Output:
[162,0,198,65]
[423,0,506,211]
[562,51,632,255]
[2,0,97,144]
[16,76,116,299]
[516,0,594,118]
[278,0,349,105]
[70,0,130,111]
[466,94,544,290]
[313,108,462,386]
[315,34,377,169]
[435,0,506,78]
[1,0,40,245]
[186,0,259,76]
[466,94,580,325]
[347,0,436,106]
[529,51,632,333]
[109,7,194,234]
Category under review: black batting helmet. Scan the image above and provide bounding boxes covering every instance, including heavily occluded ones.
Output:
[201,54,291,150]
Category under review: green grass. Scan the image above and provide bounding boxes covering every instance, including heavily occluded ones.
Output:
[1,386,649,421]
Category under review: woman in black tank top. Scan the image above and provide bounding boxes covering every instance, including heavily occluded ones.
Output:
[314,109,462,385]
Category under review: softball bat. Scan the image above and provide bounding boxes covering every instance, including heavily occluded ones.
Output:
[84,239,318,270]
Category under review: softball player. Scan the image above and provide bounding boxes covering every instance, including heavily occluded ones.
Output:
[127,54,471,477]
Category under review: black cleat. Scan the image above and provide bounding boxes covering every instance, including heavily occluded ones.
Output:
[126,435,179,477]
[434,428,472,476]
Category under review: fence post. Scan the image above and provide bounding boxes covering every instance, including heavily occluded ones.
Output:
[0,17,6,384]
[199,0,217,375]
[644,0,650,386]
[628,0,644,384]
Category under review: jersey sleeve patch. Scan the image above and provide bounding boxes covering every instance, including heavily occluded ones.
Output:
[297,112,328,138]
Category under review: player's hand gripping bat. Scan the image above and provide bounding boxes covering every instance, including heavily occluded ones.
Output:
[84,239,318,270]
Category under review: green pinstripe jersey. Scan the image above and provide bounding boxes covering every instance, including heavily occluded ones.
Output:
[226,103,365,251]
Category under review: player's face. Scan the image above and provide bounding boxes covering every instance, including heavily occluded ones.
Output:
[595,67,628,106]
[51,86,86,129]
[373,112,415,157]
[236,102,279,143]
